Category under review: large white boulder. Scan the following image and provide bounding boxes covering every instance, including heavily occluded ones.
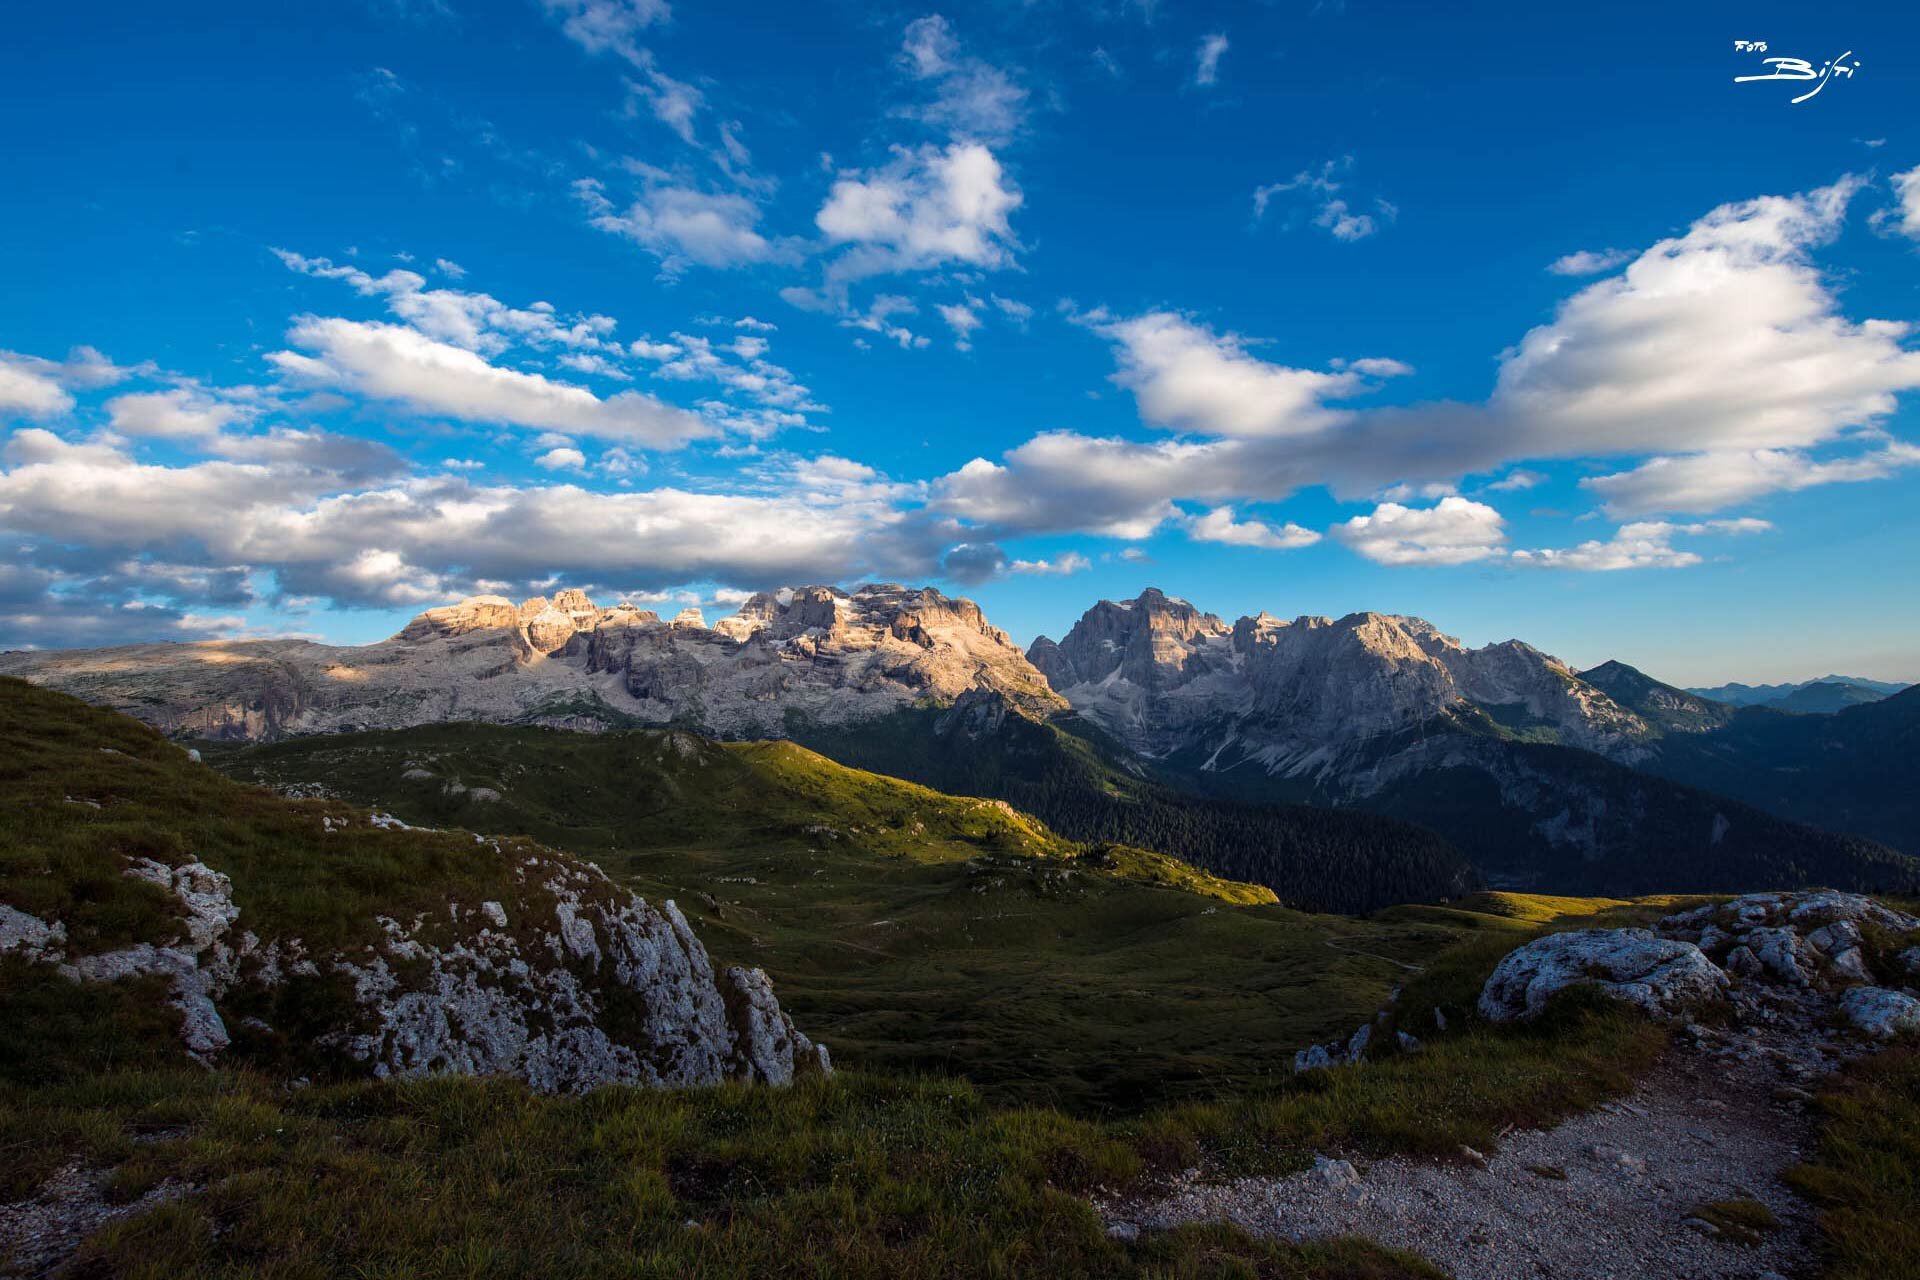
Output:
[1839,986,1920,1039]
[1478,929,1729,1022]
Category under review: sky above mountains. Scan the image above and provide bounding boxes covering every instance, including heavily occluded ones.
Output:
[3,0,1918,685]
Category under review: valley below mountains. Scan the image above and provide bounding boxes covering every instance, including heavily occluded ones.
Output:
[2,582,1915,906]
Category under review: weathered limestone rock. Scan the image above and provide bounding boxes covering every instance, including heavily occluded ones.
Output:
[1839,986,1920,1039]
[64,944,230,1057]
[1475,891,1920,1059]
[523,607,578,655]
[1312,1156,1360,1189]
[1478,929,1728,1022]
[1664,892,1917,993]
[0,904,67,962]
[7,832,825,1093]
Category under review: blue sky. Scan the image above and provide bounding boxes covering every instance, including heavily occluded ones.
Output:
[2,0,1918,685]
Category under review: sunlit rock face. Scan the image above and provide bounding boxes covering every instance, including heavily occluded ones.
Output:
[0,583,1064,742]
[1026,588,1651,798]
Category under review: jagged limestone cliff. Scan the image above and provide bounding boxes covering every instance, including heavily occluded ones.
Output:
[0,583,1062,742]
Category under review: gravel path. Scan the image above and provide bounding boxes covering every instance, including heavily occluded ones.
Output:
[0,1160,189,1279]
[1104,1046,1817,1280]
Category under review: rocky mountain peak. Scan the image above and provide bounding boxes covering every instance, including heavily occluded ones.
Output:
[4,581,1061,742]
[1028,588,1233,692]
[1026,593,1654,782]
[396,594,524,642]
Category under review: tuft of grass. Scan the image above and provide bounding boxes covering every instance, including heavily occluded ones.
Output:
[1688,1198,1779,1246]
[1787,1048,1920,1279]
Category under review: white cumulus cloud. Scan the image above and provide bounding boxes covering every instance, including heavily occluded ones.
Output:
[1512,519,1771,571]
[1330,498,1507,566]
[815,142,1022,281]
[1547,248,1632,276]
[574,180,785,274]
[268,317,715,447]
[1194,33,1228,86]
[1186,505,1320,549]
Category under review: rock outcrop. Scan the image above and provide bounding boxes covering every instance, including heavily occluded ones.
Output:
[0,583,1063,742]
[1478,929,1729,1022]
[1478,891,1920,1064]
[0,828,827,1092]
[1838,986,1920,1039]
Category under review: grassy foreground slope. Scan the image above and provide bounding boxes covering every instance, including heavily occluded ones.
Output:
[214,723,1461,1112]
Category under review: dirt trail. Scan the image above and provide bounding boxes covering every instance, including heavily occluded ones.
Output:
[1105,1043,1819,1280]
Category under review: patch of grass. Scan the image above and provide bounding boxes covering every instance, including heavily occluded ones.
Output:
[0,987,1660,1278]
[1127,993,1666,1176]
[0,1067,1458,1280]
[1787,1047,1920,1279]
[1688,1198,1779,1246]
[1449,891,1639,923]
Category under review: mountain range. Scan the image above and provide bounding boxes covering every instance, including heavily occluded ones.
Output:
[3,583,1915,904]
[1685,674,1910,711]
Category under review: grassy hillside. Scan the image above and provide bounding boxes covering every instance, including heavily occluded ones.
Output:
[789,703,1481,915]
[211,722,1465,1112]
[2,678,1724,1278]
[0,679,544,964]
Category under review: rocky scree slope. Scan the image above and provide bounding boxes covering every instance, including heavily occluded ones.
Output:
[0,678,825,1091]
[0,583,1061,742]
